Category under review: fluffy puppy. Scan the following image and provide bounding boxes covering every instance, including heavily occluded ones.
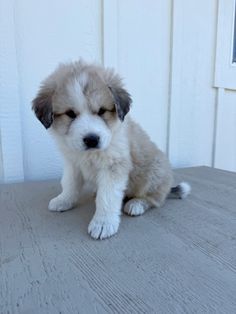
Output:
[32,60,190,239]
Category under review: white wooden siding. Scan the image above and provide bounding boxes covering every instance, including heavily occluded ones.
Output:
[214,0,236,89]
[0,0,102,182]
[0,0,235,183]
[168,0,217,168]
[0,0,25,182]
[214,88,236,172]
[115,0,172,152]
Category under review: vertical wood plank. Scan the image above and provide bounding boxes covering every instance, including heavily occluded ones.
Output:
[0,0,24,182]
[111,0,172,151]
[103,0,118,69]
[214,0,236,90]
[169,0,217,167]
[13,0,102,181]
[215,88,236,172]
[0,132,4,182]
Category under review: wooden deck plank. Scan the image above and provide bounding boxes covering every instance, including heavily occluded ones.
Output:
[0,167,236,313]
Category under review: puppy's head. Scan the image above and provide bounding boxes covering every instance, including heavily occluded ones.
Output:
[32,60,132,151]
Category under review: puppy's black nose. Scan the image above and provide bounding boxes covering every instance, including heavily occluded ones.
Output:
[83,134,100,149]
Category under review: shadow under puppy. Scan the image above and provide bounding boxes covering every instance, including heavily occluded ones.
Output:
[32,59,191,240]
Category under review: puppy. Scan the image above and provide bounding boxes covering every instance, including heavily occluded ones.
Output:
[32,59,190,239]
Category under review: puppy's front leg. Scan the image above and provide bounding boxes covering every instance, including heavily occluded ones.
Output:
[49,162,82,212]
[88,171,128,239]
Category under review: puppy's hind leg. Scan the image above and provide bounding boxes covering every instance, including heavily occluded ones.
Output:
[124,182,171,217]
[123,198,152,216]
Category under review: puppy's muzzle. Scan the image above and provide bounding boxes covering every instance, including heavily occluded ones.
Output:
[83,134,100,149]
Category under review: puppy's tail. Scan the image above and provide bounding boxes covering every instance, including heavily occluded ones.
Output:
[170,182,191,199]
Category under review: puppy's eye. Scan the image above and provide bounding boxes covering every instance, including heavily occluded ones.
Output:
[98,107,106,116]
[65,110,76,119]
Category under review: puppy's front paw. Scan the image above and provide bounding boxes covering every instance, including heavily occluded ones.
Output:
[88,215,120,240]
[48,194,75,212]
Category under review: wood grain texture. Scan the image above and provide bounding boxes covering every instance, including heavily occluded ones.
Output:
[1,167,236,313]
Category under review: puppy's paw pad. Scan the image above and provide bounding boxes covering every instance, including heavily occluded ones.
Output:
[124,200,145,216]
[88,216,119,240]
[48,195,74,212]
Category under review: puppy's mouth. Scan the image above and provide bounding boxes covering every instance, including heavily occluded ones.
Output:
[84,146,101,151]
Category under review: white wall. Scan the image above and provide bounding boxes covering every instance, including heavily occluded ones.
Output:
[0,0,235,183]
[0,134,3,180]
[0,0,102,182]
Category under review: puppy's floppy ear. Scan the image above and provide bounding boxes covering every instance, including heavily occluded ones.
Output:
[108,86,132,121]
[32,86,54,129]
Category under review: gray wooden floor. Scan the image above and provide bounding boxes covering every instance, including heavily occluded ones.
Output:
[0,166,236,314]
